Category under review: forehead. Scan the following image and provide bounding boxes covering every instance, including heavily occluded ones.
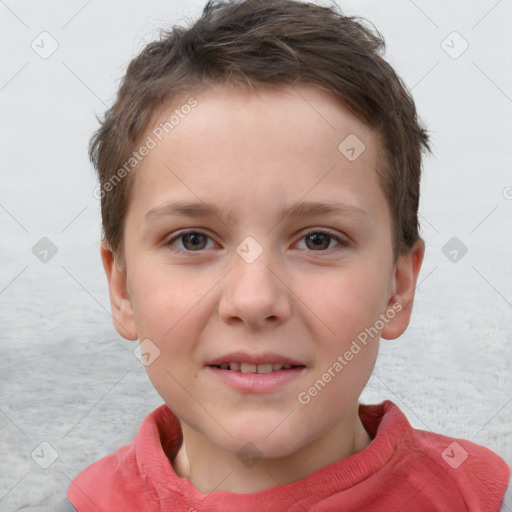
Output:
[130,83,388,226]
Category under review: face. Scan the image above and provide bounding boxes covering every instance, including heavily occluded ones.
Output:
[104,83,422,459]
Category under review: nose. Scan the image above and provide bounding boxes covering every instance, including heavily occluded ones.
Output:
[218,242,292,330]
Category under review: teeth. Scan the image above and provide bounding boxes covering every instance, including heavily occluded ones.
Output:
[215,362,298,373]
[257,363,273,374]
[240,362,257,373]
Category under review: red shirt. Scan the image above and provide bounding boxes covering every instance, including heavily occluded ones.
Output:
[68,400,510,511]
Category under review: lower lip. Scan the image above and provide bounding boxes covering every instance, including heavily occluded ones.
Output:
[205,366,306,393]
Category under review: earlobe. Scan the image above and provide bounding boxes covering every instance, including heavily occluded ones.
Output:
[381,239,425,340]
[100,241,138,341]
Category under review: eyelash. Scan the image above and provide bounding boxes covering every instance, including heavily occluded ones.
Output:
[165,229,349,254]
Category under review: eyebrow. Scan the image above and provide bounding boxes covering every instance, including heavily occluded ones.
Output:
[145,199,370,223]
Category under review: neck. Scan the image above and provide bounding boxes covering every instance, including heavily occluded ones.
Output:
[172,404,372,494]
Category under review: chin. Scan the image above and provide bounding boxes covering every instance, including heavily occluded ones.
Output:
[212,421,307,460]
[224,437,299,461]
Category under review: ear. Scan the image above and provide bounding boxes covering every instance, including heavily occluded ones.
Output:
[381,238,425,340]
[100,241,138,340]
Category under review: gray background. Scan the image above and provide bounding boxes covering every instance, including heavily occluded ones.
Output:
[1,0,511,510]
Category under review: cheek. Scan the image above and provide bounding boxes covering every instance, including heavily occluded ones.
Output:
[128,263,201,339]
[144,358,199,418]
[299,265,390,336]
[296,265,388,399]
[128,266,212,395]
[297,319,380,427]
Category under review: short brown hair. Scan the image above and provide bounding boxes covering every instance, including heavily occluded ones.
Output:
[89,0,430,264]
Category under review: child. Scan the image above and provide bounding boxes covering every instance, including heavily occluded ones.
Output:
[67,0,510,510]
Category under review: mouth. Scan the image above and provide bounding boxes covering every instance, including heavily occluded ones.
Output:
[207,362,305,373]
[205,352,307,393]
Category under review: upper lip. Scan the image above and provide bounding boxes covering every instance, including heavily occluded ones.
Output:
[205,351,305,366]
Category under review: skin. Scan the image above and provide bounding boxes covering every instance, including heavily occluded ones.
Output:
[101,83,424,493]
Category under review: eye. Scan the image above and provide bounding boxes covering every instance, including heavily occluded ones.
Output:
[166,229,348,253]
[295,229,348,252]
[166,230,217,252]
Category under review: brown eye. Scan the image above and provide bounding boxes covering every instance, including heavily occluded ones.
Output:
[182,232,208,250]
[305,232,331,250]
[167,231,214,252]
[297,230,347,252]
